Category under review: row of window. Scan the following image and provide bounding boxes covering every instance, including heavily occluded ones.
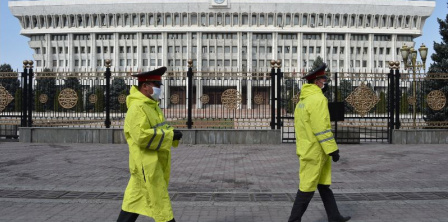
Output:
[34,45,398,56]
[32,33,413,42]
[22,12,420,30]
[35,58,389,69]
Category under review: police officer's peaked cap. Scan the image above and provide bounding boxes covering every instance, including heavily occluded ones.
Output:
[302,63,328,81]
[132,66,167,84]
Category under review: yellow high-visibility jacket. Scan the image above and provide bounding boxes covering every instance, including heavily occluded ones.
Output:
[121,86,177,222]
[294,84,338,192]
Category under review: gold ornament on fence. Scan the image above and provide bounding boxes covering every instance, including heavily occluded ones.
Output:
[89,94,98,104]
[200,94,210,104]
[58,88,78,109]
[426,90,446,111]
[0,85,14,113]
[39,94,48,104]
[254,94,264,105]
[408,96,417,106]
[292,93,301,105]
[345,82,380,117]
[118,94,127,104]
[170,94,180,104]
[221,89,242,109]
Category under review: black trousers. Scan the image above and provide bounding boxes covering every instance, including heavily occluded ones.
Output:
[117,210,176,222]
[289,185,344,222]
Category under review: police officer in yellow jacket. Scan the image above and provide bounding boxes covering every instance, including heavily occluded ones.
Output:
[288,63,350,222]
[117,67,182,222]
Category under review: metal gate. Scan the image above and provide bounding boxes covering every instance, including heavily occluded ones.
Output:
[0,71,22,140]
[278,67,399,144]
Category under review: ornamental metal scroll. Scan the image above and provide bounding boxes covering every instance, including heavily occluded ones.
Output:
[200,94,210,104]
[118,94,127,104]
[39,94,48,104]
[221,89,242,109]
[254,94,264,105]
[426,90,446,111]
[170,94,180,104]
[58,88,78,109]
[345,82,380,117]
[89,94,98,104]
[292,93,301,105]
[408,96,417,106]
[0,85,14,112]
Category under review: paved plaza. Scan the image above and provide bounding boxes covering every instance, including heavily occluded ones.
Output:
[0,142,448,222]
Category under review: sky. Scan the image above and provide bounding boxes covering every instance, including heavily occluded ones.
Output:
[0,0,446,71]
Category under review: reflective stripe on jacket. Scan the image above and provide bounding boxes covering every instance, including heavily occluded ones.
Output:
[294,84,338,192]
[121,86,176,222]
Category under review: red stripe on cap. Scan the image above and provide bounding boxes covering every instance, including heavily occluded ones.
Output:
[138,75,162,82]
[315,70,325,77]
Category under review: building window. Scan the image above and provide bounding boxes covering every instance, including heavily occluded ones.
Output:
[233,14,239,26]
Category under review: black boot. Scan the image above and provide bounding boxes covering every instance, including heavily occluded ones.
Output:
[317,184,351,222]
[288,189,315,222]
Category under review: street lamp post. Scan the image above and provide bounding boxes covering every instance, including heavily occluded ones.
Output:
[400,43,428,128]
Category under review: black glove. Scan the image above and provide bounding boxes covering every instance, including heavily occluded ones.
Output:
[329,150,340,162]
[173,130,183,141]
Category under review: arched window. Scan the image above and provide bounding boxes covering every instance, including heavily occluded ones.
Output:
[166,14,172,26]
[86,15,91,27]
[285,14,291,26]
[201,13,206,26]
[225,13,231,26]
[182,13,188,26]
[302,14,308,26]
[217,13,223,25]
[191,13,197,26]
[326,14,331,26]
[133,14,137,26]
[48,16,53,27]
[242,13,248,25]
[268,13,274,26]
[233,13,239,26]
[174,13,180,26]
[277,13,283,26]
[109,14,115,27]
[117,14,122,26]
[209,13,215,26]
[94,15,98,26]
[334,14,340,26]
[157,14,162,26]
[125,14,131,26]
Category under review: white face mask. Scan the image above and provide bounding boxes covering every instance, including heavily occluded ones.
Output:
[151,87,161,101]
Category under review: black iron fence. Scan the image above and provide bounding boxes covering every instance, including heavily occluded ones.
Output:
[1,60,447,143]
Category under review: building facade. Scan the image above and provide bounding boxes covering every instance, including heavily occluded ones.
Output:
[9,0,435,73]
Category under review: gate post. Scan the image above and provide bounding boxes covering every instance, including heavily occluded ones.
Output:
[104,59,111,128]
[388,68,394,143]
[334,72,338,139]
[27,61,34,127]
[186,60,193,129]
[276,60,282,129]
[395,68,401,129]
[270,60,276,129]
[21,61,29,127]
[388,61,399,143]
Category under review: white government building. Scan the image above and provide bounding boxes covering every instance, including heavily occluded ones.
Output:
[9,0,435,73]
[9,0,435,109]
